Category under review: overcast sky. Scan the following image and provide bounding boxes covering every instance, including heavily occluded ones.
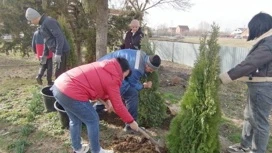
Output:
[144,0,272,31]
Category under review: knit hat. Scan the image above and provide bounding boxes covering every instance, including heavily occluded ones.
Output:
[146,55,161,70]
[25,8,41,21]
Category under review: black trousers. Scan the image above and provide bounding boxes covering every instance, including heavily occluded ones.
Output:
[55,52,68,79]
[37,58,53,83]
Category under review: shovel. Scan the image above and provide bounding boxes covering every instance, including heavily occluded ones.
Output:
[138,127,165,153]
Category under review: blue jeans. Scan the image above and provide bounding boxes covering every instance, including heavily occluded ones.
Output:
[94,86,139,128]
[122,86,139,121]
[51,85,101,153]
[241,82,272,153]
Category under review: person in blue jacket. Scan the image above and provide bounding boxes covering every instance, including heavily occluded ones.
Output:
[94,49,161,132]
[25,8,70,79]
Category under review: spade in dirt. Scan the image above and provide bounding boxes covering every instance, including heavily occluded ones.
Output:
[138,127,165,153]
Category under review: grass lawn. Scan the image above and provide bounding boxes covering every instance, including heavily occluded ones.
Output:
[151,36,254,48]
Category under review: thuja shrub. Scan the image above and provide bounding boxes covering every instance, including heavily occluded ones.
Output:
[58,15,77,68]
[138,36,167,127]
[167,24,222,153]
[139,72,167,127]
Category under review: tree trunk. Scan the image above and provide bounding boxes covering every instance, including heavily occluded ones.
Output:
[75,38,82,64]
[95,0,108,59]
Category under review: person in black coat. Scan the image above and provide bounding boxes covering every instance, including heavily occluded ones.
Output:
[120,19,144,50]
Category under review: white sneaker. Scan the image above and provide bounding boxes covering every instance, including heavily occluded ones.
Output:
[74,143,89,153]
[227,143,251,153]
[99,148,114,153]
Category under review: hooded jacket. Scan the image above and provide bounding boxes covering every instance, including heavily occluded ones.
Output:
[54,59,134,123]
[98,49,148,95]
[220,29,272,83]
[32,28,53,60]
[120,27,144,50]
[39,15,70,56]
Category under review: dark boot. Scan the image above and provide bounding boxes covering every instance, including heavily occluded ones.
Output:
[47,81,54,86]
[36,76,43,85]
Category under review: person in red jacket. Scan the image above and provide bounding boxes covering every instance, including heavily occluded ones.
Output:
[51,58,139,153]
[32,27,54,85]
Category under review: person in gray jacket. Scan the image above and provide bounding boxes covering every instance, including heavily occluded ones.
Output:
[220,12,272,153]
[25,8,70,79]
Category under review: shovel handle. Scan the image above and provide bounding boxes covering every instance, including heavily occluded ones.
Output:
[138,128,160,146]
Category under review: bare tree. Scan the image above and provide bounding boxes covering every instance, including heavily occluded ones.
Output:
[124,0,192,21]
[198,21,211,32]
[156,23,169,36]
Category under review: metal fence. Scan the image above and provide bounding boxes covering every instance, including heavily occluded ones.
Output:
[151,40,250,73]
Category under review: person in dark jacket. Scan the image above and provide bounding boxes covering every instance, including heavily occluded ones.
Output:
[120,19,144,50]
[220,12,272,153]
[32,27,53,86]
[25,8,70,79]
[94,49,161,133]
[51,58,139,153]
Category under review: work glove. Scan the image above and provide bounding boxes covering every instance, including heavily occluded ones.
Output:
[55,55,61,69]
[40,56,47,65]
[55,55,62,63]
[129,121,139,131]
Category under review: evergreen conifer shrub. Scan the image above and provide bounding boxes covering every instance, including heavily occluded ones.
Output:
[58,15,77,68]
[167,24,222,153]
[138,36,167,127]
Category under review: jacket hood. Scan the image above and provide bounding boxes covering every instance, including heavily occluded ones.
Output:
[38,14,46,25]
[100,59,123,83]
[252,29,272,45]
